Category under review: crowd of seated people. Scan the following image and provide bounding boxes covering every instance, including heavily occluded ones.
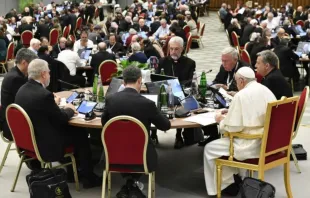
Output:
[220,1,310,84]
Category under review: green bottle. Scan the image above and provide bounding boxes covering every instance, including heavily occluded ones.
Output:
[199,71,207,99]
[98,84,104,102]
[159,84,168,114]
[93,74,98,96]
[160,68,165,75]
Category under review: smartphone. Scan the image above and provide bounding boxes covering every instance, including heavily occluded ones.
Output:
[193,109,209,114]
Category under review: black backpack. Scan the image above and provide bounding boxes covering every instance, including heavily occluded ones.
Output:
[237,177,276,198]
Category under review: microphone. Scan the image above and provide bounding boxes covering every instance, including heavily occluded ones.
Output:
[58,79,81,89]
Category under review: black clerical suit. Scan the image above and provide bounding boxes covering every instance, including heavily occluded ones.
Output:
[240,24,255,46]
[34,24,50,40]
[51,44,65,58]
[90,51,116,83]
[106,42,124,55]
[101,88,171,172]
[261,69,293,100]
[213,60,250,91]
[0,66,27,140]
[18,23,33,34]
[15,79,94,175]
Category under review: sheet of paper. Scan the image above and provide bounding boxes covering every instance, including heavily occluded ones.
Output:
[219,87,233,100]
[238,7,245,14]
[183,112,216,126]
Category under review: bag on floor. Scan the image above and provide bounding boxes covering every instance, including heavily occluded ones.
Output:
[290,144,307,160]
[237,177,275,198]
[26,168,71,198]
[182,128,203,145]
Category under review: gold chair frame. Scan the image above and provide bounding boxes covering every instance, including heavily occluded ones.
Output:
[192,23,205,48]
[98,60,118,84]
[6,104,80,192]
[215,96,299,198]
[0,42,14,73]
[0,131,14,174]
[101,116,155,198]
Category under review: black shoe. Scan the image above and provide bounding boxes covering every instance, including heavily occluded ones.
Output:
[116,185,130,198]
[221,174,242,196]
[151,135,159,145]
[198,136,219,146]
[82,173,102,189]
[174,138,184,149]
[25,159,42,171]
[128,185,146,198]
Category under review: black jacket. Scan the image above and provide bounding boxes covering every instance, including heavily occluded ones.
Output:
[261,69,293,100]
[19,24,33,34]
[240,24,255,46]
[150,21,161,35]
[106,42,124,54]
[283,25,297,38]
[0,66,28,140]
[273,45,299,79]
[51,44,65,58]
[304,21,310,31]
[35,24,50,40]
[90,51,116,75]
[227,25,242,46]
[15,79,75,162]
[213,60,251,91]
[156,56,196,86]
[250,43,269,67]
[271,36,280,48]
[301,35,310,42]
[138,25,150,32]
[69,14,77,34]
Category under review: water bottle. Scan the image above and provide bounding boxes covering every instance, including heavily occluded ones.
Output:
[160,68,165,75]
[167,84,174,119]
[98,77,104,102]
[159,84,168,114]
[199,71,207,101]
[93,74,98,96]
[191,71,199,96]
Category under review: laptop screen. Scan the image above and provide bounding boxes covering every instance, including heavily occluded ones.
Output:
[181,96,200,111]
[150,74,177,82]
[296,42,310,54]
[106,77,123,96]
[142,94,158,106]
[214,93,227,108]
[77,101,97,114]
[167,79,185,100]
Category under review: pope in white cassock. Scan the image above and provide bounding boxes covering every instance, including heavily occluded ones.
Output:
[203,67,277,196]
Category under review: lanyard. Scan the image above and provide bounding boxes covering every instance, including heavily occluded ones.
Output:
[226,62,239,88]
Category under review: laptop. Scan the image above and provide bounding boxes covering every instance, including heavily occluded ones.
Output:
[296,42,310,54]
[180,95,200,111]
[66,92,79,103]
[142,94,158,106]
[145,79,185,100]
[214,92,227,108]
[106,77,124,96]
[150,74,177,82]
[77,101,97,114]
[80,49,92,60]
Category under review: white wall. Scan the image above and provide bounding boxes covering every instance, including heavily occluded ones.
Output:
[0,0,18,17]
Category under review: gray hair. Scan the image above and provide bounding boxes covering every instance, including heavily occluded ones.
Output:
[28,59,49,80]
[169,36,184,48]
[15,48,38,65]
[123,65,142,84]
[131,42,141,52]
[250,32,260,41]
[283,19,291,26]
[267,12,274,18]
[133,17,139,22]
[30,38,41,46]
[221,47,239,60]
[257,50,279,68]
[129,28,137,35]
[160,19,167,24]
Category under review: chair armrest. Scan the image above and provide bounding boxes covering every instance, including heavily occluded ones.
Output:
[223,132,263,160]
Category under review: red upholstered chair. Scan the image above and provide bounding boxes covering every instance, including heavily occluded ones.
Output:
[63,26,70,38]
[6,104,80,192]
[240,50,251,65]
[255,72,263,83]
[0,42,14,73]
[244,42,249,51]
[184,33,192,56]
[98,60,118,85]
[75,17,83,33]
[183,25,190,36]
[68,34,76,43]
[231,31,243,53]
[101,116,155,198]
[296,20,305,27]
[49,28,59,46]
[192,23,205,48]
[216,96,299,198]
[196,21,200,32]
[291,86,309,173]
[21,30,33,48]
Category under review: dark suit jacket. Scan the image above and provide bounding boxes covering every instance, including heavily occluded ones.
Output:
[261,69,293,100]
[69,14,77,34]
[301,35,310,42]
[273,45,299,78]
[106,42,124,54]
[250,43,269,67]
[138,25,149,32]
[19,24,33,34]
[128,52,148,63]
[51,44,64,58]
[213,60,250,91]
[271,36,280,48]
[15,79,74,162]
[90,51,116,75]
[240,24,255,46]
[35,24,50,40]
[283,25,297,38]
[304,21,310,31]
[150,21,161,35]
[0,66,28,140]
[156,56,196,86]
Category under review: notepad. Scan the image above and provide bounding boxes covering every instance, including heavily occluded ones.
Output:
[183,112,216,126]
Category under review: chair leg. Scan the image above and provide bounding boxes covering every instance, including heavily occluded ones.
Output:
[152,172,155,198]
[41,162,45,169]
[11,155,24,192]
[249,170,254,178]
[102,171,107,198]
[216,165,222,198]
[284,162,293,198]
[148,173,152,198]
[108,172,111,198]
[0,142,12,174]
[69,154,80,191]
[291,147,301,173]
[257,170,265,181]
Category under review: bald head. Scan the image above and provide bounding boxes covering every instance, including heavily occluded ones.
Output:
[98,42,107,51]
[277,28,285,38]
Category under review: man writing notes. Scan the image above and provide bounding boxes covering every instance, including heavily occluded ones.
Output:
[101,66,171,197]
[203,67,276,196]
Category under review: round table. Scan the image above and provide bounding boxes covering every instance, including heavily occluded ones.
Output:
[56,89,202,129]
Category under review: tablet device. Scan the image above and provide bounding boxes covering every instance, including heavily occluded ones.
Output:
[142,94,158,106]
[214,92,227,108]
[77,101,97,114]
[167,79,185,100]
[181,96,200,111]
[106,77,123,96]
[66,92,79,103]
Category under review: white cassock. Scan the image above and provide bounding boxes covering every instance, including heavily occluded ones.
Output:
[203,81,276,196]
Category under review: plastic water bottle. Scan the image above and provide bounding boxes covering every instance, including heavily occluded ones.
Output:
[159,84,168,114]
[167,84,174,118]
[160,68,165,75]
[191,71,199,96]
[98,78,104,103]
[93,74,98,96]
[199,71,207,99]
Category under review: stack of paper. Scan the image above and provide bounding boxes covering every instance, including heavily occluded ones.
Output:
[183,112,216,126]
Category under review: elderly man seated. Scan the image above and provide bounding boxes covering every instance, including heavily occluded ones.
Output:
[203,67,276,196]
[262,12,279,30]
[153,19,170,41]
[28,38,41,54]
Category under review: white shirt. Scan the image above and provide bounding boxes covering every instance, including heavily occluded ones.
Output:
[57,50,83,76]
[153,25,170,39]
[73,39,94,54]
[219,81,276,160]
[28,47,37,54]
[263,18,280,30]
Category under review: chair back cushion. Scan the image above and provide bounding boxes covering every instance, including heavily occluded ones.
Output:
[255,72,263,83]
[295,86,309,131]
[98,61,118,85]
[6,42,14,61]
[200,23,205,37]
[264,97,298,154]
[21,31,33,45]
[231,31,239,47]
[185,33,192,54]
[241,50,251,64]
[76,17,82,31]
[102,116,147,166]
[6,104,35,153]
[296,20,305,27]
[63,26,69,38]
[183,25,190,35]
[49,29,59,46]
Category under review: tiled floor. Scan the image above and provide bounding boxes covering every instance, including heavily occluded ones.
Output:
[0,12,309,198]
